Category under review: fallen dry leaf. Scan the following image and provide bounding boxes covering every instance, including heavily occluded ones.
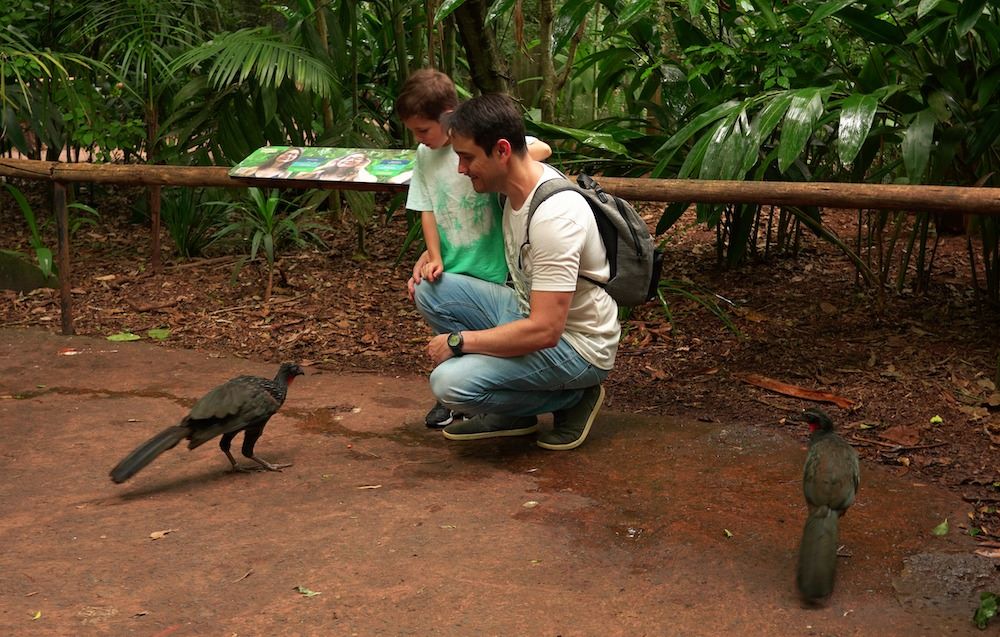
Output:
[149,529,177,540]
[739,373,855,409]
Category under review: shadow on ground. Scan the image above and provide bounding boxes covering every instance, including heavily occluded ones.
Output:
[0,329,995,636]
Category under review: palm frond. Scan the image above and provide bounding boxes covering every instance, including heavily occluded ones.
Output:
[171,28,338,100]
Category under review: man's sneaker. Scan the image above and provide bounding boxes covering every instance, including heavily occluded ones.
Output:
[425,401,455,428]
[537,385,605,451]
[442,414,539,441]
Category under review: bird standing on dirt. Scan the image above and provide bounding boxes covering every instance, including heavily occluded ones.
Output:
[109,363,304,483]
[793,407,860,602]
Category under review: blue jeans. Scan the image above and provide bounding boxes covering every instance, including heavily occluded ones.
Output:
[413,272,608,418]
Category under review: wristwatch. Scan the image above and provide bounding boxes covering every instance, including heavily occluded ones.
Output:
[447,331,464,357]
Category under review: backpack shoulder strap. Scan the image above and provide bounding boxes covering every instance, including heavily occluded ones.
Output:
[517,177,579,269]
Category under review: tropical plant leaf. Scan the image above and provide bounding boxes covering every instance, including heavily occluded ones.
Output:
[553,0,596,53]
[956,0,989,36]
[902,109,936,183]
[435,0,467,23]
[529,121,631,156]
[917,0,944,19]
[778,88,825,174]
[837,92,879,166]
[808,0,860,27]
[171,28,337,99]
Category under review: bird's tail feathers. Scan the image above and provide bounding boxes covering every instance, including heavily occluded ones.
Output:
[109,425,189,483]
[796,506,839,602]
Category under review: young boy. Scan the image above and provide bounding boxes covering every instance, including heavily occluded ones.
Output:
[395,69,552,428]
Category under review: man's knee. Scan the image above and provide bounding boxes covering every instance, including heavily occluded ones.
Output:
[429,360,481,409]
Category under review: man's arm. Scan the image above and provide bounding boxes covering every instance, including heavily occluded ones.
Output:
[427,290,572,364]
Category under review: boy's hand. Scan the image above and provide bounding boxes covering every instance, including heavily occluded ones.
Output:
[407,251,430,301]
[421,258,444,282]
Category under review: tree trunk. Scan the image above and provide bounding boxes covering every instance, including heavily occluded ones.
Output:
[453,0,510,93]
[538,0,556,121]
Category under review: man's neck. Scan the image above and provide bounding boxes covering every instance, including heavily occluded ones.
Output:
[504,158,545,210]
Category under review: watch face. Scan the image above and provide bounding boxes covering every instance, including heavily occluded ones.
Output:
[447,333,461,347]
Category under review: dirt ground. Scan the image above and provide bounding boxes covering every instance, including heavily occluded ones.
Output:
[1,184,999,633]
[0,328,996,636]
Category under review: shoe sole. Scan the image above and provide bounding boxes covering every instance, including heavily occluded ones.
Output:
[442,424,540,441]
[537,385,605,451]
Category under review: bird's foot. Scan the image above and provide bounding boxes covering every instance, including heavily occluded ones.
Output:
[252,456,292,472]
[228,457,292,473]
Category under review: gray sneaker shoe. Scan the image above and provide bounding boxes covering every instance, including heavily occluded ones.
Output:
[537,385,605,450]
[442,414,539,440]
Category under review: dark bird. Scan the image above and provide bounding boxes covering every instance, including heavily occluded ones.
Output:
[793,407,860,603]
[110,363,304,483]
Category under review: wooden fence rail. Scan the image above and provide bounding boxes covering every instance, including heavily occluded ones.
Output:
[2,158,999,335]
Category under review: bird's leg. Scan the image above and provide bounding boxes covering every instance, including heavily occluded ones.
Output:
[239,426,290,472]
[249,455,293,471]
[220,431,254,473]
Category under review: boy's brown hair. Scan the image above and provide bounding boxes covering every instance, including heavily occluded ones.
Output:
[394,68,459,121]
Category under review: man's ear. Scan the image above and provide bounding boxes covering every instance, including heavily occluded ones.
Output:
[496,138,512,158]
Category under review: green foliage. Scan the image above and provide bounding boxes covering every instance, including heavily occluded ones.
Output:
[3,184,53,278]
[214,187,329,300]
[974,591,997,630]
[160,187,230,259]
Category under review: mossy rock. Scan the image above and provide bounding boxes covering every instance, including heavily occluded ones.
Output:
[0,250,58,292]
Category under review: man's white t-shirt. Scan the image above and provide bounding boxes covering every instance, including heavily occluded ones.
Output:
[503,164,621,370]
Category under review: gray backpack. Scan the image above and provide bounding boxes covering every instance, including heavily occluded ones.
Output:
[520,173,663,307]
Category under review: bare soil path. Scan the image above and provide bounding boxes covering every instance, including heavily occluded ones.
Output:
[1,185,999,633]
[0,329,995,636]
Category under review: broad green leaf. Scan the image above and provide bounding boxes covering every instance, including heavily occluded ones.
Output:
[748,0,779,29]
[931,518,949,536]
[687,0,706,16]
[837,93,879,166]
[656,202,689,234]
[529,121,630,156]
[902,109,936,183]
[435,0,467,23]
[486,0,518,22]
[808,0,859,26]
[107,332,141,342]
[677,129,713,179]
[836,7,905,44]
[553,0,596,53]
[617,0,653,28]
[917,0,944,18]
[956,0,989,36]
[700,113,740,180]
[34,247,53,279]
[656,99,742,156]
[778,88,825,174]
[147,328,171,340]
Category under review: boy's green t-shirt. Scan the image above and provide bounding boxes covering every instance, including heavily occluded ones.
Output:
[404,144,508,284]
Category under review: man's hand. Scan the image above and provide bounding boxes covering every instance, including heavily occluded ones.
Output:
[427,333,453,366]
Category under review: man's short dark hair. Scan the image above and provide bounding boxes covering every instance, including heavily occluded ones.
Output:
[448,93,528,156]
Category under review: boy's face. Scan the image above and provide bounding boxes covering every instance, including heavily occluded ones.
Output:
[403,115,449,149]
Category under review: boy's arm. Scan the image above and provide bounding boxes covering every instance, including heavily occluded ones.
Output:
[420,211,445,282]
[527,137,553,161]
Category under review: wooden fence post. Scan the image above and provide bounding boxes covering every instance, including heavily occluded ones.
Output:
[52,181,74,335]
